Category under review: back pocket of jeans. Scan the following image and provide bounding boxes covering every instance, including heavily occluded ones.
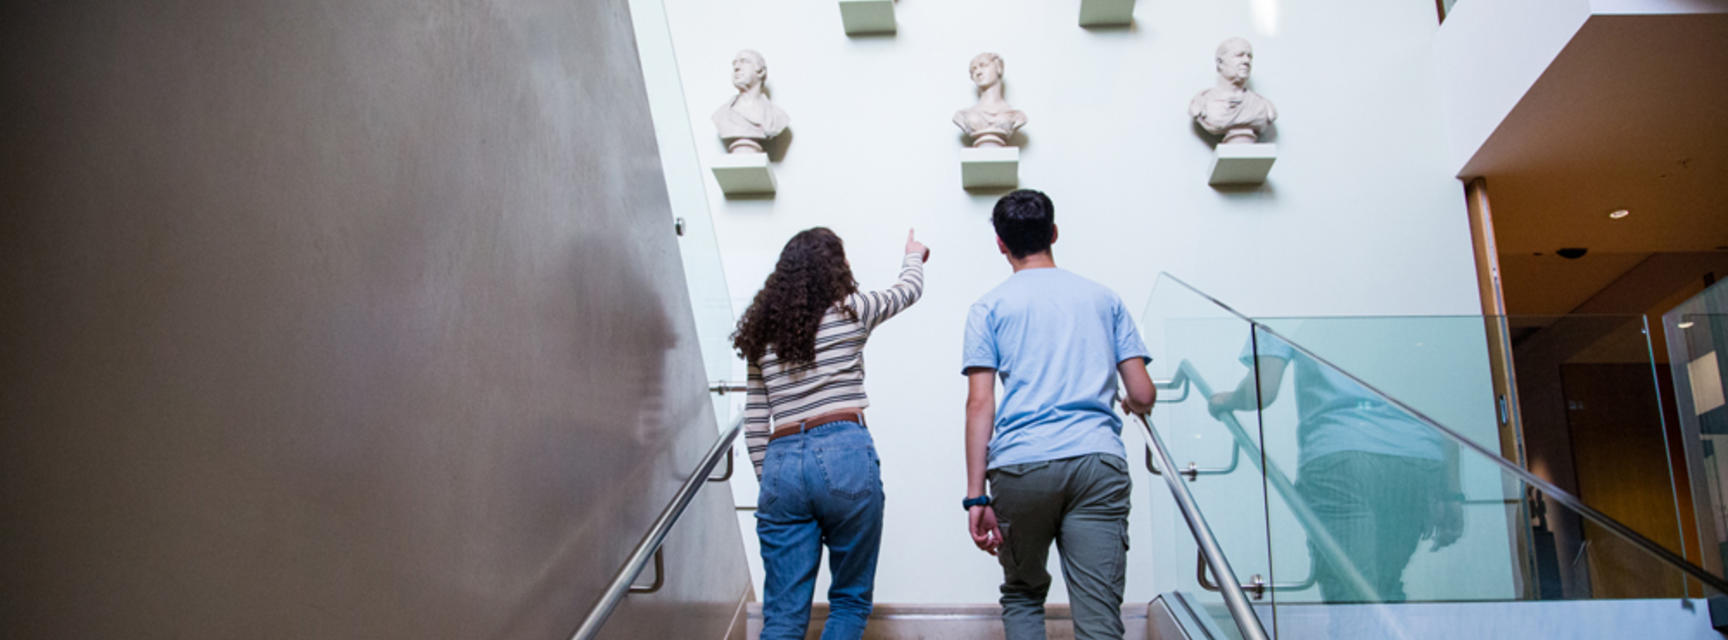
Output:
[815,445,879,499]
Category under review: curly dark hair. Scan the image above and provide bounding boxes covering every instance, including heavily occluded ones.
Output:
[732,227,859,365]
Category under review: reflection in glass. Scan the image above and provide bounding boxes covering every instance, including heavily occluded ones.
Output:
[1139,274,1725,638]
[1213,329,1460,606]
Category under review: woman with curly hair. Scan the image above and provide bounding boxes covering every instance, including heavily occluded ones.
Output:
[735,227,928,640]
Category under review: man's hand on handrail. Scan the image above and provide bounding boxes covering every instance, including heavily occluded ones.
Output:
[1117,357,1156,416]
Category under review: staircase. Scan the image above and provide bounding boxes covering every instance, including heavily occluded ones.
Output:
[745,603,1149,639]
[740,596,1725,639]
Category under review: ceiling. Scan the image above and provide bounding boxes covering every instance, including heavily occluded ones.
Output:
[1498,251,1651,315]
[1463,12,1728,315]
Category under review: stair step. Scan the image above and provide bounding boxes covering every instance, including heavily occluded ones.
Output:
[744,602,1149,639]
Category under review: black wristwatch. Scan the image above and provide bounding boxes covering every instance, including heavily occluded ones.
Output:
[962,495,992,510]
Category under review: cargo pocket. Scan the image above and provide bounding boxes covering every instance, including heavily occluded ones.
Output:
[1110,519,1130,587]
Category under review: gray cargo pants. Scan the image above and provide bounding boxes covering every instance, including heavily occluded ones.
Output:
[987,453,1132,640]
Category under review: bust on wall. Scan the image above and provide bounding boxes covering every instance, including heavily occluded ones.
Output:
[955,52,1025,189]
[953,52,1028,149]
[713,49,790,154]
[1190,37,1278,186]
[710,49,787,196]
[1188,37,1276,145]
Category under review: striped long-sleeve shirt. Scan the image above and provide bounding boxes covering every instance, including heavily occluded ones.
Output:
[744,252,925,477]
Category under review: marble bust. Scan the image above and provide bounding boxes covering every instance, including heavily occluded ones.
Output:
[712,49,790,154]
[953,52,1027,148]
[1188,38,1277,144]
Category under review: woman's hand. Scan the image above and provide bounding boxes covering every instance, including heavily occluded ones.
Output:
[906,228,930,263]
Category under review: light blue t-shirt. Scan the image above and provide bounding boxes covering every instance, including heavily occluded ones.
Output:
[962,268,1151,469]
[1246,335,1446,468]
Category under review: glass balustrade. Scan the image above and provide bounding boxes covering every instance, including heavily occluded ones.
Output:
[1674,312,1728,580]
[628,0,737,430]
[1664,280,1728,582]
[1140,276,1275,638]
[1141,273,1725,638]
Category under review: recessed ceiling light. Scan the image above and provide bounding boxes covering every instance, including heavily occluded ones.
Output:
[1608,209,1631,219]
[1678,321,1696,329]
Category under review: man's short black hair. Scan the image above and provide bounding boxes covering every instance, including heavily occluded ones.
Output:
[992,189,1055,259]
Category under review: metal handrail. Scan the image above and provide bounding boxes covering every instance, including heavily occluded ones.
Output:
[1134,411,1271,640]
[1155,271,1728,596]
[1142,440,1240,479]
[710,446,735,482]
[1145,377,1235,478]
[1159,360,1383,603]
[628,549,665,594]
[570,415,745,640]
[1197,551,1316,597]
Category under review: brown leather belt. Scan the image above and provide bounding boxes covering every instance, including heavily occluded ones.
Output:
[768,410,866,442]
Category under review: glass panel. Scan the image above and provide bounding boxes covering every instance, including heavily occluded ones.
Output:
[1253,316,1505,455]
[1250,323,1719,638]
[1678,313,1728,568]
[627,0,736,430]
[1141,276,1721,637]
[1253,314,1692,598]
[1141,275,1276,638]
[1665,280,1728,581]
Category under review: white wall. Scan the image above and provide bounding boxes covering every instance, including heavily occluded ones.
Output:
[1433,0,1592,174]
[1434,0,1727,174]
[646,0,1484,604]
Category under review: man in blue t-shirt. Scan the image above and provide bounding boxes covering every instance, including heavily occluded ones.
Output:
[960,189,1156,640]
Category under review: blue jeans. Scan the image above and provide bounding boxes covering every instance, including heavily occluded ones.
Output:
[756,421,884,640]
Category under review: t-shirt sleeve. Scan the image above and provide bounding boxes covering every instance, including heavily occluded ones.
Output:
[1112,296,1152,366]
[961,302,998,374]
[1239,329,1296,365]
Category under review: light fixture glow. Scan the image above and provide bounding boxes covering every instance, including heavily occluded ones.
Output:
[1251,0,1280,36]
[1608,209,1631,219]
[1678,321,1696,329]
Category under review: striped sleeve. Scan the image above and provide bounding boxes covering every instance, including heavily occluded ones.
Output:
[744,363,772,479]
[851,252,925,330]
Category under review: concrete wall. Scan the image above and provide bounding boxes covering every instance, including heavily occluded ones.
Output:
[0,2,748,638]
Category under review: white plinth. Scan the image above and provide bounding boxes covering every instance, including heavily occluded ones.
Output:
[1079,0,1135,26]
[960,147,1019,189]
[1208,143,1276,186]
[712,153,775,196]
[839,0,895,35]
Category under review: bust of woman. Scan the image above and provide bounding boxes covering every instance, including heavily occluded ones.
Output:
[953,52,1027,148]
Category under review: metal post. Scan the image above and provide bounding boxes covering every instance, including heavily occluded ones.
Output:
[1136,414,1271,640]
